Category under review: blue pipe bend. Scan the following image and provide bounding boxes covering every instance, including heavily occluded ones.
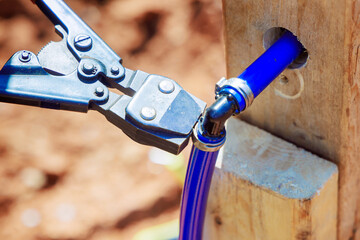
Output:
[179,30,304,240]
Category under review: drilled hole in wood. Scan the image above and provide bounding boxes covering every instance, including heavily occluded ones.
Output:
[214,215,222,225]
[279,74,289,85]
[263,27,308,69]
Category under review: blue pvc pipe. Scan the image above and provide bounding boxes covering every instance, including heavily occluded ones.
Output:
[179,144,220,240]
[178,31,303,240]
[221,31,303,111]
[239,31,303,97]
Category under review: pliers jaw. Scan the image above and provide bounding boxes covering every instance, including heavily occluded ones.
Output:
[94,72,206,155]
[94,94,197,155]
[0,0,206,154]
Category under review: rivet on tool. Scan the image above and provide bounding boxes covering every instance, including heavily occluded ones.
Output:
[74,34,92,51]
[111,66,120,75]
[94,87,104,97]
[82,63,95,75]
[19,51,31,63]
[140,107,156,121]
[158,80,175,94]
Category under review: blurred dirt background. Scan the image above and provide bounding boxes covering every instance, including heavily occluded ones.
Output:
[0,0,225,239]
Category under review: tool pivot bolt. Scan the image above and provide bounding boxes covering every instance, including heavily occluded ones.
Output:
[140,107,156,121]
[74,34,92,51]
[19,51,31,63]
[82,63,95,75]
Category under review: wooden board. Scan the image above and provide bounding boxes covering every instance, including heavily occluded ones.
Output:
[222,1,360,239]
[203,119,338,240]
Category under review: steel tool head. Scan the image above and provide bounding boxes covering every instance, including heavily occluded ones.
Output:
[0,0,206,154]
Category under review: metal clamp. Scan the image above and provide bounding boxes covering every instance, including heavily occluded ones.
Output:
[191,122,226,152]
[216,77,254,110]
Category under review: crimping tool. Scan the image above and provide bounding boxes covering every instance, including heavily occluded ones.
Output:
[0,0,206,155]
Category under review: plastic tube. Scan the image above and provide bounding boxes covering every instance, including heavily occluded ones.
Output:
[179,144,220,240]
[218,31,304,112]
[238,31,303,97]
[178,30,304,240]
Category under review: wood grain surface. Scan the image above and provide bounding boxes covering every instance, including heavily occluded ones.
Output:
[222,0,360,239]
[204,119,338,240]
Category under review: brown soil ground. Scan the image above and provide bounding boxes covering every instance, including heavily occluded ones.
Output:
[0,0,225,239]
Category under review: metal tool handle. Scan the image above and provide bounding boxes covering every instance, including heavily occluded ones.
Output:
[35,0,125,81]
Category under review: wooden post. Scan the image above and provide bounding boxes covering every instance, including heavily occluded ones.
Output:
[221,1,360,239]
[204,119,338,240]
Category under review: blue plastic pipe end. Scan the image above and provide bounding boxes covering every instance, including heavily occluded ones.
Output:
[239,31,303,97]
[217,30,304,113]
